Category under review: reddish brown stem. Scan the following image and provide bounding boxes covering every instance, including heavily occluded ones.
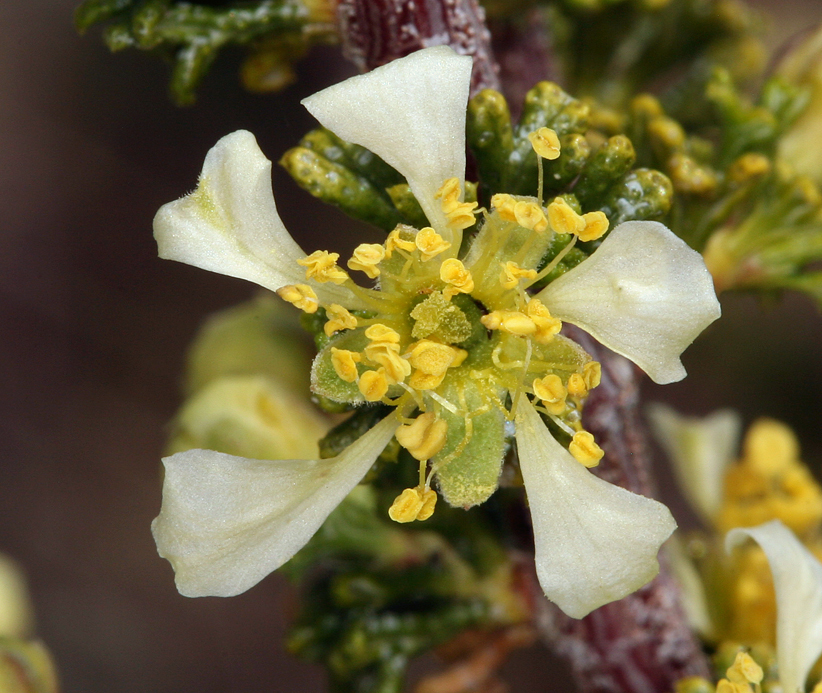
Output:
[335,0,500,94]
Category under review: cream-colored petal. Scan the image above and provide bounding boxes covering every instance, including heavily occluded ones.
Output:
[302,46,472,244]
[536,221,721,384]
[646,404,740,523]
[515,398,676,619]
[152,414,398,597]
[154,130,361,307]
[727,521,822,693]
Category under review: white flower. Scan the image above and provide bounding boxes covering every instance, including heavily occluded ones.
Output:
[726,520,822,693]
[152,45,720,617]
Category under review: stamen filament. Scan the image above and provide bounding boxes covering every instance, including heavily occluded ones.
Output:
[525,235,578,288]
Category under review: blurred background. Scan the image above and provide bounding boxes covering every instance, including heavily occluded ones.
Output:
[1,0,821,690]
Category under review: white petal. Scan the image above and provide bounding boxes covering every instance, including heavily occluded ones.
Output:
[302,46,473,243]
[152,413,398,597]
[536,221,721,384]
[154,130,362,307]
[726,521,822,693]
[515,398,676,619]
[646,404,740,523]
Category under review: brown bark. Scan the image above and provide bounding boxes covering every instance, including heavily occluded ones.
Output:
[336,0,500,94]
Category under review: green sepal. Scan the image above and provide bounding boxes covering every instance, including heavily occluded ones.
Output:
[467,89,515,197]
[281,147,403,232]
[298,128,403,190]
[573,134,637,208]
[600,168,674,225]
[433,378,506,509]
[549,133,592,190]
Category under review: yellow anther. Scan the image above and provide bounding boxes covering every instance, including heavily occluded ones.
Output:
[526,298,562,344]
[385,225,416,258]
[726,652,763,686]
[276,284,318,313]
[579,211,609,242]
[567,373,588,398]
[324,304,358,336]
[297,250,349,284]
[435,177,462,209]
[417,488,437,520]
[358,368,389,402]
[330,348,361,382]
[583,361,602,390]
[569,431,604,468]
[407,340,460,376]
[514,201,549,233]
[631,94,664,118]
[445,201,478,231]
[365,324,401,348]
[366,345,411,384]
[528,127,561,160]
[547,198,586,236]
[395,412,448,461]
[388,486,438,523]
[347,243,385,279]
[481,310,536,336]
[532,374,567,416]
[440,258,474,298]
[491,193,518,222]
[501,261,538,290]
[408,369,447,390]
[415,227,452,261]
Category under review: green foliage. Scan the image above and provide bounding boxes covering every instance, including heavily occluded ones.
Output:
[75,0,335,104]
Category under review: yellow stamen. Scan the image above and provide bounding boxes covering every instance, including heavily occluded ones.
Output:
[490,193,517,222]
[407,340,461,376]
[715,680,750,693]
[330,347,361,382]
[388,486,438,523]
[358,368,389,401]
[440,258,474,298]
[415,227,451,261]
[364,324,401,348]
[501,261,538,289]
[481,310,536,337]
[395,412,448,461]
[276,284,318,313]
[324,304,358,336]
[726,652,763,686]
[435,178,477,230]
[569,431,604,467]
[532,374,567,416]
[583,361,602,390]
[567,373,588,398]
[366,345,411,384]
[526,298,562,344]
[528,127,561,160]
[579,211,609,242]
[347,243,385,279]
[297,250,349,284]
[547,198,586,236]
[385,225,416,258]
[514,201,549,233]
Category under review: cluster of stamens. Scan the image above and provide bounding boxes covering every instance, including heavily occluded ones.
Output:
[277,129,612,522]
